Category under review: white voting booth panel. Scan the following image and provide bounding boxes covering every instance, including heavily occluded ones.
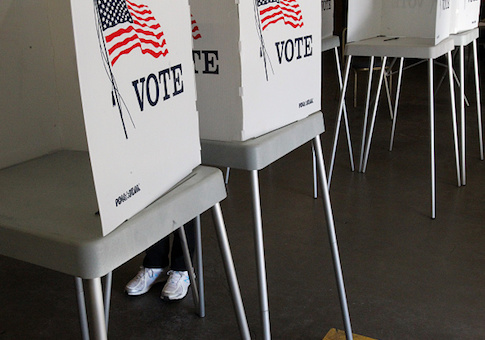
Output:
[347,0,451,44]
[322,0,334,39]
[0,0,200,236]
[450,0,481,34]
[190,0,321,142]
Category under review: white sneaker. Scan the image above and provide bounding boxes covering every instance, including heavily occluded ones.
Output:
[161,270,191,301]
[125,266,165,296]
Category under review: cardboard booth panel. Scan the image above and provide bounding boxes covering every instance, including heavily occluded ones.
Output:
[71,0,200,235]
[347,0,382,43]
[191,0,244,142]
[348,0,451,45]
[0,0,87,170]
[450,0,481,34]
[321,0,334,39]
[191,0,321,142]
[1,0,200,236]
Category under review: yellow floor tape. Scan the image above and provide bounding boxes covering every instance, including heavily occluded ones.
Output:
[323,328,377,340]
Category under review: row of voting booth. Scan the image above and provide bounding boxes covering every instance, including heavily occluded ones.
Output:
[0,0,324,234]
[0,0,482,338]
[0,0,351,339]
[320,0,480,45]
[330,0,483,219]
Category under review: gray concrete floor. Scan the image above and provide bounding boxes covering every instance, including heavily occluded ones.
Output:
[1,52,485,339]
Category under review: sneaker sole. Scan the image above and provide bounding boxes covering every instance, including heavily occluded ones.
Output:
[125,278,166,296]
[161,288,190,301]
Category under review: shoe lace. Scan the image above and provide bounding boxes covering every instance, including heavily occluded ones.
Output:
[137,267,154,280]
[166,270,182,284]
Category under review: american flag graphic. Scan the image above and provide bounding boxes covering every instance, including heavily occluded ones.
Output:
[191,14,201,40]
[257,0,304,31]
[97,0,168,66]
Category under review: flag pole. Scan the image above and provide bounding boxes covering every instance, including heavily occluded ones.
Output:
[253,0,273,81]
[93,0,129,139]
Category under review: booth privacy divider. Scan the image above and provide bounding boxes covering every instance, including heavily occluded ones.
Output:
[347,0,451,44]
[321,0,334,40]
[1,0,201,236]
[450,0,481,34]
[190,0,321,141]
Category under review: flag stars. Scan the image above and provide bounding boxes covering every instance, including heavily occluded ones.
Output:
[258,0,280,5]
[98,0,133,31]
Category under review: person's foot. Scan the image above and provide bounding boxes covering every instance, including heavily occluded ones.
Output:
[161,270,191,300]
[125,266,165,296]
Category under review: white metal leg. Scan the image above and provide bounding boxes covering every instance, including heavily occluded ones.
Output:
[334,48,355,173]
[361,57,388,173]
[76,274,112,339]
[85,278,107,340]
[249,170,270,340]
[328,51,355,188]
[312,145,318,198]
[75,277,89,340]
[358,56,376,172]
[435,50,470,107]
[211,203,251,340]
[429,59,436,219]
[102,272,112,332]
[446,51,461,188]
[313,135,353,340]
[195,215,206,318]
[225,167,231,184]
[383,69,394,120]
[389,58,405,151]
[473,40,484,160]
[178,225,200,308]
[459,46,466,185]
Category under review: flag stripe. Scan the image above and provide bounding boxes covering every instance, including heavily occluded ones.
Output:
[111,41,168,65]
[100,0,168,66]
[259,0,303,31]
[106,25,136,43]
[191,14,201,40]
[108,32,167,56]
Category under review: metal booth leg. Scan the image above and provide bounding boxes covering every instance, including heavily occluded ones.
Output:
[358,56,376,172]
[361,57,388,173]
[328,55,352,188]
[103,272,112,333]
[460,45,467,185]
[334,47,355,175]
[312,145,318,198]
[75,277,90,340]
[448,51,461,188]
[312,134,353,340]
[389,57,405,151]
[194,215,206,317]
[76,274,112,339]
[472,39,484,161]
[178,224,200,309]
[250,170,271,340]
[211,202,251,340]
[429,58,436,219]
[225,167,231,184]
[85,278,108,340]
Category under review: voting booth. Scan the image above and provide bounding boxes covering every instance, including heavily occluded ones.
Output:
[190,0,322,142]
[450,0,481,34]
[321,0,334,39]
[347,0,451,44]
[0,0,200,236]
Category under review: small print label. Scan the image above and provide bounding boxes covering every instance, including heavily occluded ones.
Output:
[115,184,141,207]
[299,98,314,108]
